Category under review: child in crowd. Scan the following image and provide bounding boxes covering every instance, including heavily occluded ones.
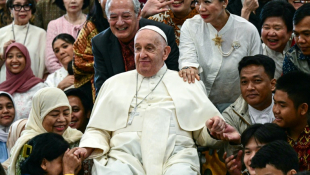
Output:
[251,140,299,175]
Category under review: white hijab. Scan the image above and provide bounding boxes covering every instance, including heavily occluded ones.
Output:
[0,91,16,143]
[8,87,83,174]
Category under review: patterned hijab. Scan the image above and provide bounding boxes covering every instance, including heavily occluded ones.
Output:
[0,43,43,95]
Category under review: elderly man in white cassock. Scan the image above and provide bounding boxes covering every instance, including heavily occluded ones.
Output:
[74,25,223,175]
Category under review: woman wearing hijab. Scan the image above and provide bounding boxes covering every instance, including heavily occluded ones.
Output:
[1,119,27,170]
[8,87,83,175]
[0,43,46,121]
[0,91,15,163]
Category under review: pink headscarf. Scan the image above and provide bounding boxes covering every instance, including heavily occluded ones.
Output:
[0,43,43,94]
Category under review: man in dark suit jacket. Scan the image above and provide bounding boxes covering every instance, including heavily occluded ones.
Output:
[92,0,179,96]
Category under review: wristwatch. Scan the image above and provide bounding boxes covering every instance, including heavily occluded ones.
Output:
[181,66,191,70]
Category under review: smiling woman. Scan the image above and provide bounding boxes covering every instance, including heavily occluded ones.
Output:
[0,43,46,121]
[45,0,89,73]
[0,91,15,163]
[45,34,76,91]
[0,0,46,83]
[260,0,296,79]
[7,87,83,175]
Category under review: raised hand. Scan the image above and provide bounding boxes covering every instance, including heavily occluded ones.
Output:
[141,0,174,18]
[63,148,82,174]
[223,150,243,175]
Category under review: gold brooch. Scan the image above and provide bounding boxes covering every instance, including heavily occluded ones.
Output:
[212,34,223,46]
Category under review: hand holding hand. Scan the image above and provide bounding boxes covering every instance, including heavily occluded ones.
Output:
[73,147,94,160]
[141,0,174,18]
[206,116,226,136]
[223,151,243,175]
[57,75,74,90]
[178,67,200,84]
[63,148,82,174]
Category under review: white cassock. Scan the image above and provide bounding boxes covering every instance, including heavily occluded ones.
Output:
[79,64,223,175]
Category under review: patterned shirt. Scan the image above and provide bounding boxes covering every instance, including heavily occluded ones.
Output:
[119,39,136,71]
[0,8,12,28]
[148,9,198,45]
[283,44,310,74]
[287,125,310,171]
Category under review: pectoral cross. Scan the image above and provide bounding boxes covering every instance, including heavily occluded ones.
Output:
[128,107,139,125]
[212,34,224,46]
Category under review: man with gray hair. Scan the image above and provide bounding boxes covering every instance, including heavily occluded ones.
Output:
[92,0,179,97]
[74,26,222,174]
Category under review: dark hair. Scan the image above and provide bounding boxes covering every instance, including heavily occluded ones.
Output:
[293,3,310,25]
[55,0,90,11]
[251,140,299,174]
[297,171,310,175]
[241,123,287,148]
[7,0,36,14]
[87,0,109,33]
[276,71,310,111]
[260,0,295,32]
[65,88,93,114]
[20,133,70,174]
[52,33,76,49]
[238,54,276,79]
[0,93,14,106]
[0,164,5,175]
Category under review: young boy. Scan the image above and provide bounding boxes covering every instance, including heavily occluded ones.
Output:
[251,140,299,175]
[273,71,310,171]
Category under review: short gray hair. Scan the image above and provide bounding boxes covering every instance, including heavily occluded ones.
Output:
[105,0,141,19]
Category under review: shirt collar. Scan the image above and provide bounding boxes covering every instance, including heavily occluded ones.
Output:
[138,64,167,79]
[295,45,310,60]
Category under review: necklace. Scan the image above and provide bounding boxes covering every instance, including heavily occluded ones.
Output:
[212,34,241,57]
[12,22,30,45]
[127,69,168,125]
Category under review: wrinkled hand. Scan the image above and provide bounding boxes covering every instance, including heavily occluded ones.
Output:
[206,116,241,143]
[223,151,243,175]
[63,148,82,174]
[141,0,174,18]
[206,116,226,136]
[178,67,200,84]
[3,40,15,54]
[73,147,94,160]
[242,0,259,14]
[57,75,74,90]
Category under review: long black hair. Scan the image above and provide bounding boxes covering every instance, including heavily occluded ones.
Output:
[87,0,109,33]
[20,133,70,174]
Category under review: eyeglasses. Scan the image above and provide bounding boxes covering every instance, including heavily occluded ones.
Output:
[11,4,32,11]
[293,0,310,3]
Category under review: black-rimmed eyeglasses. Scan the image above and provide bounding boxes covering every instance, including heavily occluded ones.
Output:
[11,4,32,11]
[293,0,310,3]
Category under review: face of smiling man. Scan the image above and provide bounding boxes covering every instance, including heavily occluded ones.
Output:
[107,0,141,43]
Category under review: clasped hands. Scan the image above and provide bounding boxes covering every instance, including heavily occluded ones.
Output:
[205,116,241,144]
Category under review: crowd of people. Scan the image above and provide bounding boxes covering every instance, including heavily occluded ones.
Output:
[0,0,309,174]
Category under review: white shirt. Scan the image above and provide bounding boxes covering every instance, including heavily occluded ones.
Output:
[179,14,261,104]
[0,23,46,83]
[44,67,74,90]
[248,98,275,124]
[12,83,46,121]
[262,41,292,79]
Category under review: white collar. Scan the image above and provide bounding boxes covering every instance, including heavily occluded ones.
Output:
[248,96,275,124]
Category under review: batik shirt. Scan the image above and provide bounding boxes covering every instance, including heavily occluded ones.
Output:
[287,125,310,171]
[283,45,310,74]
